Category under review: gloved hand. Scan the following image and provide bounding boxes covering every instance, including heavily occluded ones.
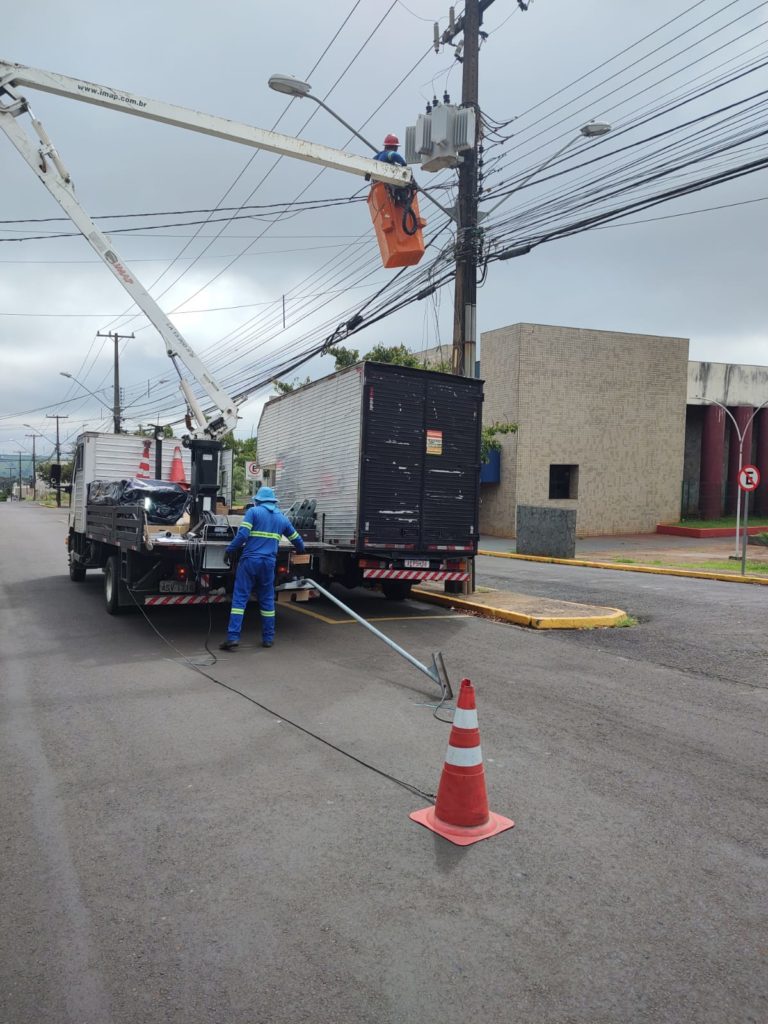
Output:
[223,550,233,567]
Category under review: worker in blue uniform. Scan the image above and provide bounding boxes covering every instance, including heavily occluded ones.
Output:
[219,486,305,651]
[374,133,407,165]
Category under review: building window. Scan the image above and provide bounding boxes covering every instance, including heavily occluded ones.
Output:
[549,464,578,499]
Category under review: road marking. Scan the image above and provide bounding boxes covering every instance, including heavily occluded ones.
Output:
[285,604,452,626]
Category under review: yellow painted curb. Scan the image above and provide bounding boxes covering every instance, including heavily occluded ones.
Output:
[477,549,768,585]
[411,587,627,630]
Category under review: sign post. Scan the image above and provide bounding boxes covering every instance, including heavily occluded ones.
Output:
[738,465,760,575]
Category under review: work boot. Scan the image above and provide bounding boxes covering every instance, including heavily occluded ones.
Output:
[219,640,239,652]
[261,640,273,648]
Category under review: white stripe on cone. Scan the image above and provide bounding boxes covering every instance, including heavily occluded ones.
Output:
[445,744,483,768]
[452,707,479,730]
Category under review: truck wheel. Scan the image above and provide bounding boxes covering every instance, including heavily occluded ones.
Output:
[104,556,122,615]
[68,552,86,582]
[382,580,412,601]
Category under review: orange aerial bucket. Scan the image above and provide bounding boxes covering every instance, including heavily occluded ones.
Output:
[367,182,426,268]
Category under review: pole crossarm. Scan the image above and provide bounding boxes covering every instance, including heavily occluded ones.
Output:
[0,61,413,187]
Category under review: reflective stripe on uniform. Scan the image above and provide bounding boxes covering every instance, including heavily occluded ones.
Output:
[230,607,245,616]
[288,531,299,540]
[250,530,281,540]
[445,744,483,768]
[260,609,276,617]
[237,525,250,533]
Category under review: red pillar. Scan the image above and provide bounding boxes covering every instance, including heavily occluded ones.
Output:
[754,407,768,516]
[725,407,754,514]
[699,404,726,520]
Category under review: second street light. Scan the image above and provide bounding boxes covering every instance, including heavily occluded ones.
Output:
[694,395,768,556]
[60,372,118,430]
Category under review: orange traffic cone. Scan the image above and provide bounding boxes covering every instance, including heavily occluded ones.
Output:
[410,678,514,846]
[169,446,187,487]
[136,439,151,479]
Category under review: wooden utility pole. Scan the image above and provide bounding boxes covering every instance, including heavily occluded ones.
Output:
[450,0,481,378]
[96,330,134,433]
[46,413,68,507]
[440,0,529,375]
[24,432,40,500]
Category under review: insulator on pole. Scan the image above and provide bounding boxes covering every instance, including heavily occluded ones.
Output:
[433,21,440,52]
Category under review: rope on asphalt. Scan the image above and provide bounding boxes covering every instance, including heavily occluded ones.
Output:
[127,586,437,804]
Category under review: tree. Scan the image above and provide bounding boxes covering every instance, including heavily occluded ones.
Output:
[273,376,311,394]
[481,422,518,463]
[222,434,258,500]
[327,345,360,369]
[364,343,421,368]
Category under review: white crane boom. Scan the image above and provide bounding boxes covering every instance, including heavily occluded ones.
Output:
[0,59,412,441]
[0,61,411,186]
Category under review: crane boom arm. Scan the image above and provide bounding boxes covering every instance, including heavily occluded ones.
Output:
[0,59,414,441]
[0,60,412,187]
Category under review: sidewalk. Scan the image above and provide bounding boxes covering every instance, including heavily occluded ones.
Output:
[413,531,767,630]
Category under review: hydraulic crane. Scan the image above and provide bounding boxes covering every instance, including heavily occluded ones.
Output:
[0,60,414,523]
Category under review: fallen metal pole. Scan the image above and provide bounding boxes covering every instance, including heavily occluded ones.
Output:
[299,578,453,700]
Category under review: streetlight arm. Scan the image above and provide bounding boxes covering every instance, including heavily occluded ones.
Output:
[482,122,612,221]
[60,373,116,415]
[307,95,379,155]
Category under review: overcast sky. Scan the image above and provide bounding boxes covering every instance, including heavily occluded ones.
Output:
[1,0,766,461]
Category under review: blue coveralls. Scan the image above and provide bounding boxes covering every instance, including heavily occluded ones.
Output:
[225,504,304,644]
[374,148,407,165]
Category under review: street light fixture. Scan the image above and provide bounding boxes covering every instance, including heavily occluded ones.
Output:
[268,74,379,154]
[484,121,613,222]
[60,372,116,420]
[694,395,768,557]
[268,72,456,224]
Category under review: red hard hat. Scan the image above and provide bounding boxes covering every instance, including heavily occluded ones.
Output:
[383,133,399,147]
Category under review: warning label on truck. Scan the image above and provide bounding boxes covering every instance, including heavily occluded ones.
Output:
[426,429,443,455]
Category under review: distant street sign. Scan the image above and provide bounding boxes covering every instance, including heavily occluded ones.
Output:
[738,465,760,492]
[245,461,262,482]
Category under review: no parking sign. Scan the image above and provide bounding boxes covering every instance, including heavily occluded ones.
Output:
[738,465,760,492]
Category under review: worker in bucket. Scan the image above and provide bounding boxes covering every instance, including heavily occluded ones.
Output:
[374,133,406,166]
[219,486,305,651]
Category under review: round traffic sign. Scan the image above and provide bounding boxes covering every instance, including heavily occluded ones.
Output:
[245,460,262,481]
[738,465,761,492]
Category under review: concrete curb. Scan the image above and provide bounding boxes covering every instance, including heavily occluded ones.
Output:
[476,549,768,586]
[411,587,627,630]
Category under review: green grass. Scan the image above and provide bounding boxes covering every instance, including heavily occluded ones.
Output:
[684,559,768,575]
[614,614,638,627]
[608,556,768,576]
[673,516,768,528]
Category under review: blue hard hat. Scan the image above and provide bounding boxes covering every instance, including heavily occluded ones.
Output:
[253,485,278,507]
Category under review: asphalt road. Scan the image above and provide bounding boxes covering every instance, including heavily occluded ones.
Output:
[476,553,768,688]
[1,504,766,1024]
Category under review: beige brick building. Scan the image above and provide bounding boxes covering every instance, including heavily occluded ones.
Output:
[479,324,690,537]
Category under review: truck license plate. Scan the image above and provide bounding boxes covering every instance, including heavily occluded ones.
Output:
[159,580,196,593]
[404,559,430,568]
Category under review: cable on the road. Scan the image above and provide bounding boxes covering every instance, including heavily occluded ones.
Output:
[127,586,437,804]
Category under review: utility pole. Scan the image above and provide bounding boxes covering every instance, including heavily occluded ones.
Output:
[451,0,480,378]
[97,330,134,433]
[46,413,69,508]
[439,0,528,376]
[18,451,23,500]
[24,432,40,500]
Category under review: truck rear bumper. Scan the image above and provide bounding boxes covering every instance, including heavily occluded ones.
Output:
[362,569,470,582]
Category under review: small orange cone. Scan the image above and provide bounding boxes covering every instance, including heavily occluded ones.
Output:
[136,439,151,479]
[410,678,514,846]
[169,446,188,487]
